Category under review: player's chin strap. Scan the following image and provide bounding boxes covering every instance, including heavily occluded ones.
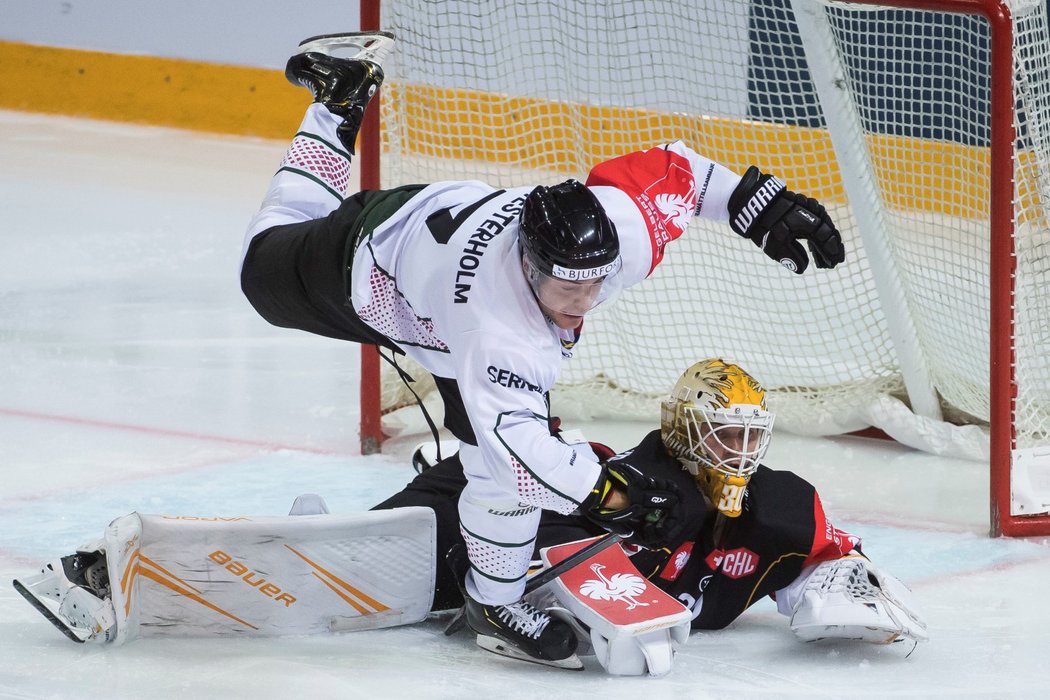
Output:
[375,346,444,467]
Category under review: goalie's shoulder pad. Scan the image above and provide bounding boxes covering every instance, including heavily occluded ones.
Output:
[540,537,691,676]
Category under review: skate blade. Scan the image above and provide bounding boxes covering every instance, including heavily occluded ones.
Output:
[475,634,584,671]
[12,578,87,643]
[295,32,395,66]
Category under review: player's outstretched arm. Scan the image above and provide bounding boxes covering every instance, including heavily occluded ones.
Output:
[728,166,845,274]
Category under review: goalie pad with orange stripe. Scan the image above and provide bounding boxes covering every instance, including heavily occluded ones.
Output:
[15,506,437,644]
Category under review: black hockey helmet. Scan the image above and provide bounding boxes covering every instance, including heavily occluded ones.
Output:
[519,179,621,281]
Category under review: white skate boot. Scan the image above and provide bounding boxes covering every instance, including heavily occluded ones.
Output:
[13,547,117,643]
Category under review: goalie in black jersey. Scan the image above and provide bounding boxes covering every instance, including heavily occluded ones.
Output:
[375,358,928,669]
[15,359,925,675]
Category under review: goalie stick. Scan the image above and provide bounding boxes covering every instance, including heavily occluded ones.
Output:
[524,532,623,594]
[443,533,623,636]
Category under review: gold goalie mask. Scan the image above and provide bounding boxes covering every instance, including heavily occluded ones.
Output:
[660,359,774,517]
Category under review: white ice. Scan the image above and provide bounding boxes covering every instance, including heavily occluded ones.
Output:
[1,110,1049,699]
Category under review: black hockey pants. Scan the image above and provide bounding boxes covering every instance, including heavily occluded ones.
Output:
[240,185,478,445]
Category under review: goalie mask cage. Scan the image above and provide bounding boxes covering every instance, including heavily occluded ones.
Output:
[357,0,1050,537]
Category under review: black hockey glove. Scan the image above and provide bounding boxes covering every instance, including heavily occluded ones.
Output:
[581,461,685,549]
[728,166,845,274]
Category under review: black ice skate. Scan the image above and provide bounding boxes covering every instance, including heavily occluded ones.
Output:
[464,594,583,670]
[285,31,395,154]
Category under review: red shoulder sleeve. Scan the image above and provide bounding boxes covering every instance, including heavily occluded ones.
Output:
[586,146,698,273]
[804,491,862,568]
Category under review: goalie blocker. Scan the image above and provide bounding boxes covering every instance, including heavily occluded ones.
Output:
[538,537,691,677]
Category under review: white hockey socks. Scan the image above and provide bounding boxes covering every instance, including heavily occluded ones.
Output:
[779,554,928,645]
[241,103,351,264]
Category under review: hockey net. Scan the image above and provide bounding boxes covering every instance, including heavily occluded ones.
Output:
[361,0,1050,535]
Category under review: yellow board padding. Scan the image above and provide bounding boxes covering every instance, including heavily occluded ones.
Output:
[387,82,1021,218]
[0,40,305,139]
[3,40,1036,221]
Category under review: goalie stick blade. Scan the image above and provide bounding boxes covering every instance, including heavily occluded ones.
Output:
[475,634,584,671]
[11,578,86,644]
[294,31,395,66]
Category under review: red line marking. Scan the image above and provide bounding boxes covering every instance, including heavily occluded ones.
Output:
[0,407,352,456]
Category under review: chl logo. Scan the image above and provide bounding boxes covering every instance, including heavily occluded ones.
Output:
[705,547,759,580]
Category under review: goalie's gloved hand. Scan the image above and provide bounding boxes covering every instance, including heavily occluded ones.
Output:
[728,166,845,274]
[581,460,685,549]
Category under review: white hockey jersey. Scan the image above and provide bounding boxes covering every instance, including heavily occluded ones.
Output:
[349,142,742,511]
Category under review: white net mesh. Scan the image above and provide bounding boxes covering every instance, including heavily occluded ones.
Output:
[373,0,1050,465]
[1011,1,1050,451]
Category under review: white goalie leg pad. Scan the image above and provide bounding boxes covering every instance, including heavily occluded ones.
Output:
[17,506,437,645]
[780,555,929,645]
[540,538,692,677]
[288,493,330,515]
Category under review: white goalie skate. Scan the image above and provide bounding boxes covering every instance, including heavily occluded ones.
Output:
[13,546,117,644]
[787,555,928,645]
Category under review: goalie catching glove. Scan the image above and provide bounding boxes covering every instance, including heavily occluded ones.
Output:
[778,553,928,645]
[728,166,845,274]
[581,459,685,548]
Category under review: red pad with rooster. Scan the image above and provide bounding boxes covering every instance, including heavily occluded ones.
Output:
[540,536,692,634]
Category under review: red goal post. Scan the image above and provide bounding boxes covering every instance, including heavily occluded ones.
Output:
[358,0,1050,537]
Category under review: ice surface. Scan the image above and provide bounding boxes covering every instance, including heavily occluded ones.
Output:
[1,111,1049,698]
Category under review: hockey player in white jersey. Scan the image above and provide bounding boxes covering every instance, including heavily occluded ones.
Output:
[238,31,845,667]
